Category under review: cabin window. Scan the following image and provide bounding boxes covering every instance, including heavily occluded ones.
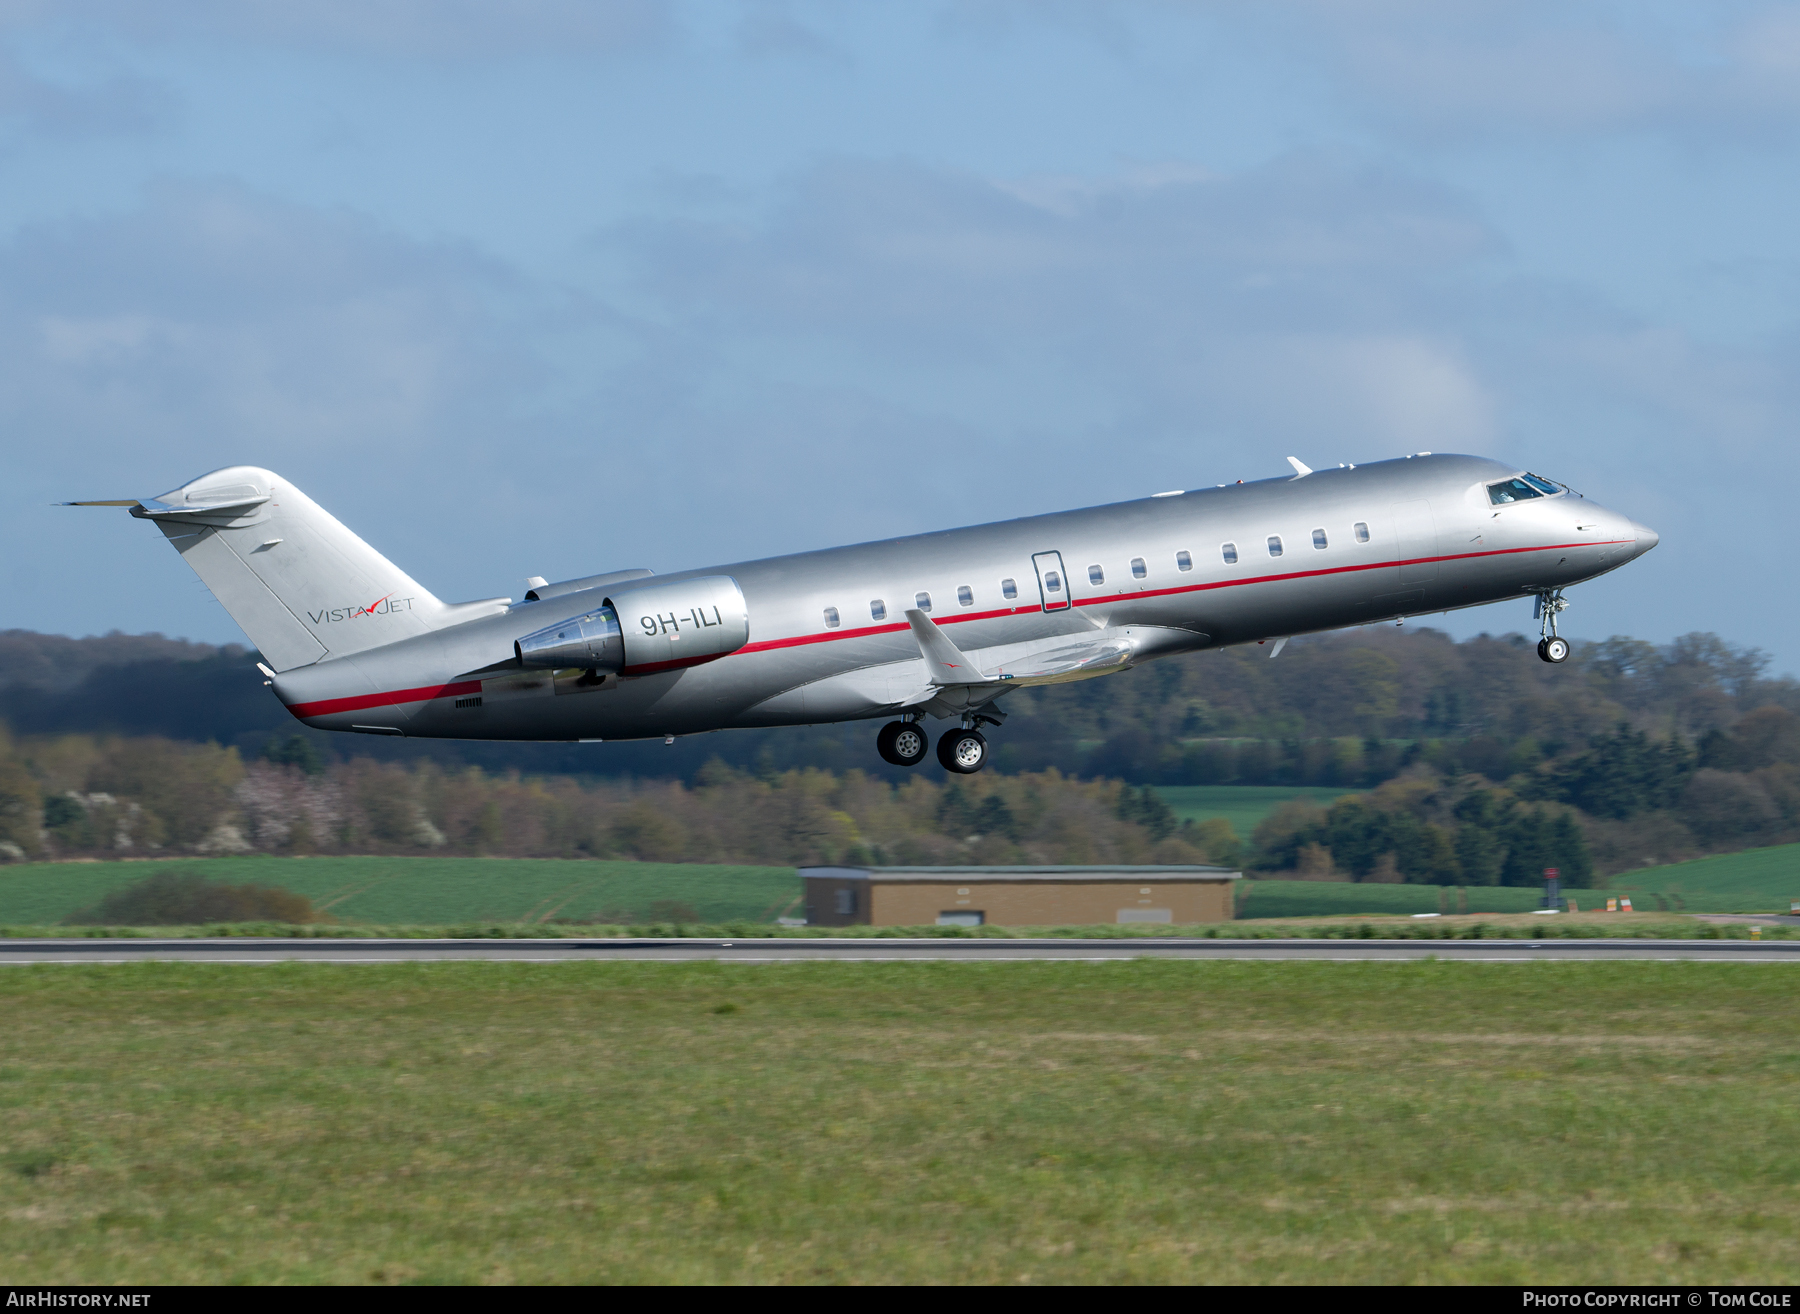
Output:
[870,599,886,621]
[1354,521,1370,544]
[1221,542,1238,564]
[1088,564,1105,586]
[1044,571,1062,592]
[1001,578,1018,600]
[915,591,932,612]
[1131,557,1147,580]
[823,607,840,629]
[1312,528,1328,550]
[1267,535,1283,558]
[1487,477,1543,505]
[957,585,974,607]
[1176,550,1192,572]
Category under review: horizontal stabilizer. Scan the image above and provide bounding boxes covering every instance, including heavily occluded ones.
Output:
[135,490,271,516]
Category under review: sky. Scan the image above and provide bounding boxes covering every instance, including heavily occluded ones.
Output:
[3,1,1797,669]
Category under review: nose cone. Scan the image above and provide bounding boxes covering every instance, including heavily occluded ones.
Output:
[1631,521,1659,557]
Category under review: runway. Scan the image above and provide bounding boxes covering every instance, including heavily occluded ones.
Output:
[2,937,1796,963]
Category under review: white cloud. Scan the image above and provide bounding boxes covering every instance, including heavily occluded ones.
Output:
[0,180,533,445]
[603,153,1510,449]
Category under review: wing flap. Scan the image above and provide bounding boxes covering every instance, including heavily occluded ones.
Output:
[988,637,1135,685]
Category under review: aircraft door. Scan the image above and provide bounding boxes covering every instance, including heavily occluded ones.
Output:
[1390,501,1440,584]
[1031,551,1070,612]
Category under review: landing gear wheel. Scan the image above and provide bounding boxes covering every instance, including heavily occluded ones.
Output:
[937,728,988,774]
[1538,636,1570,664]
[877,720,929,767]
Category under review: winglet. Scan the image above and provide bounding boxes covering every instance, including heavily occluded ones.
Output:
[905,609,986,685]
[1286,457,1313,478]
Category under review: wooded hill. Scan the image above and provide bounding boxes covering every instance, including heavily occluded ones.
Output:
[2,625,1796,880]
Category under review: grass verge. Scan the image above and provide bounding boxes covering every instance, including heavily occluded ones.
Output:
[1,960,1797,1283]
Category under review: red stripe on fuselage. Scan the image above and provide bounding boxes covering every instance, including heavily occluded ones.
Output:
[731,539,1629,654]
[286,680,482,720]
[284,540,1632,720]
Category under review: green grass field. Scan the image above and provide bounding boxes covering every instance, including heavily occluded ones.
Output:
[0,855,1736,928]
[0,857,797,927]
[1609,843,1800,913]
[1154,785,1354,838]
[1,960,1796,1284]
[1239,881,1580,919]
[2,843,1791,929]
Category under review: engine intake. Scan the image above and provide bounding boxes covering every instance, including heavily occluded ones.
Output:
[514,575,749,675]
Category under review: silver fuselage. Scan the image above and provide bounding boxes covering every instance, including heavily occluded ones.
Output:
[271,454,1655,741]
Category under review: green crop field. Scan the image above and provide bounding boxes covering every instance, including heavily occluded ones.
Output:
[1154,785,1354,839]
[1237,880,1587,919]
[4,847,1789,929]
[0,857,797,927]
[1609,843,1800,913]
[1,960,1796,1284]
[0,857,1663,928]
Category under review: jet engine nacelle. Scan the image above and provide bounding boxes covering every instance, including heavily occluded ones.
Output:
[515,575,749,676]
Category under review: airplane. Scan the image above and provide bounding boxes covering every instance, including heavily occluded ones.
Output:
[66,453,1657,774]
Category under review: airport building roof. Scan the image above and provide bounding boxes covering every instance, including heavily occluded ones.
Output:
[800,865,1240,883]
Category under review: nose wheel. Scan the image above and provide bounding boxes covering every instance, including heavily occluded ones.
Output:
[1535,589,1571,664]
[877,719,930,767]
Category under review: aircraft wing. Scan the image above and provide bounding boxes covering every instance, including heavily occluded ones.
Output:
[904,609,988,685]
[984,636,1135,685]
[905,610,1137,691]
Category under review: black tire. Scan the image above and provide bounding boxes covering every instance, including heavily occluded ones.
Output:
[877,720,929,767]
[1536,638,1549,661]
[1541,636,1570,664]
[937,728,988,774]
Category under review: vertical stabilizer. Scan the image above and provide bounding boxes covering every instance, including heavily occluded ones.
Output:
[97,466,505,671]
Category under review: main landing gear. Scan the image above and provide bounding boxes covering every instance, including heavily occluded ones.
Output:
[876,714,998,774]
[937,727,988,774]
[1535,589,1571,664]
[876,719,930,767]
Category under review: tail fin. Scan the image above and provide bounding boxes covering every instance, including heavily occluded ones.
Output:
[82,466,507,672]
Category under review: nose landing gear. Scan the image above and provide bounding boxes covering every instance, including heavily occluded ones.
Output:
[1535,589,1571,664]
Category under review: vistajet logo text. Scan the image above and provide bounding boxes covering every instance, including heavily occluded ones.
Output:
[307,595,415,625]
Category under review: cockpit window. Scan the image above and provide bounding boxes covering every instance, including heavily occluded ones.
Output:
[1523,474,1565,496]
[1487,477,1543,505]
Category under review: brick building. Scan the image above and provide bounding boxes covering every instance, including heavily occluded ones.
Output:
[799,864,1240,928]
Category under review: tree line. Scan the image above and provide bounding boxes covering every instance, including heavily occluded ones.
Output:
[6,626,1795,790]
[1,625,1796,881]
[0,727,1220,869]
